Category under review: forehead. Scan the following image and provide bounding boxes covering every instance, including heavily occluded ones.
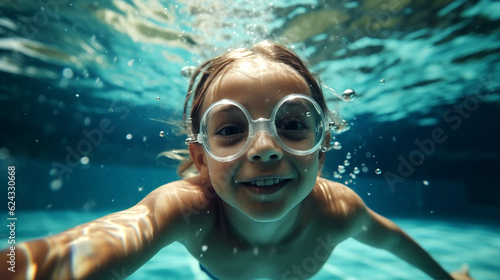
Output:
[202,58,311,113]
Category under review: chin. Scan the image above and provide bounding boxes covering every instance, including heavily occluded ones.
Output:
[240,201,296,222]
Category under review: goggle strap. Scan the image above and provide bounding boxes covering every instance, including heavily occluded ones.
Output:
[327,121,336,131]
[185,135,198,145]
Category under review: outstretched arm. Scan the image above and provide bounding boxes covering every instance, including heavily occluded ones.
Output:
[0,180,198,280]
[353,209,456,280]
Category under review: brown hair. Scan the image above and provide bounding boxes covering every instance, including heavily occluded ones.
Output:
[177,40,334,177]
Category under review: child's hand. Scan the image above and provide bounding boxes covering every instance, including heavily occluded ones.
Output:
[451,264,474,280]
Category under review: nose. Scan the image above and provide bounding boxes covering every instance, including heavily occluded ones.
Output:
[247,132,283,162]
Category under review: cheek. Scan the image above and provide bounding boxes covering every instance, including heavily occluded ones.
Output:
[207,160,237,191]
[297,154,320,174]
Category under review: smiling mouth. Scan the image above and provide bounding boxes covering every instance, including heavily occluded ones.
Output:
[240,178,291,195]
[248,178,284,187]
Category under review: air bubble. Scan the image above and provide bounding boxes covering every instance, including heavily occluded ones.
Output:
[62,68,73,79]
[125,134,133,140]
[138,187,143,192]
[306,112,311,117]
[84,117,91,126]
[423,180,429,186]
[332,120,350,134]
[379,79,386,84]
[346,152,351,159]
[344,160,350,166]
[0,147,10,160]
[375,168,382,175]
[50,179,63,191]
[156,96,160,101]
[159,131,165,137]
[181,66,196,78]
[253,247,259,256]
[201,245,208,252]
[353,167,360,174]
[341,89,357,102]
[338,165,346,174]
[80,157,89,165]
[332,141,342,150]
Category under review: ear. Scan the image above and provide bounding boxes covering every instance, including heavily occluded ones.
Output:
[318,132,331,172]
[188,143,209,178]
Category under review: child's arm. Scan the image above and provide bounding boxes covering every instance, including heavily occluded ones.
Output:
[352,208,459,280]
[0,179,202,280]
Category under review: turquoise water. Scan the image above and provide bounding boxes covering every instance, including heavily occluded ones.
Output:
[1,0,500,279]
[2,211,498,279]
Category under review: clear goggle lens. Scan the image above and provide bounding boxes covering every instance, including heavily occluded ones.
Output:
[190,94,328,162]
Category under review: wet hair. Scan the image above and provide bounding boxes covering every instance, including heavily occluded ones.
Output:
[177,40,334,177]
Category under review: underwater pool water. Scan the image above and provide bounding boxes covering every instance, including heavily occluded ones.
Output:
[2,211,498,279]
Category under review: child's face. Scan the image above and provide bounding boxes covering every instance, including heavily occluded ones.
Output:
[190,58,326,222]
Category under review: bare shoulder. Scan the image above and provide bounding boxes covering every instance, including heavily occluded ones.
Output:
[309,177,368,232]
[136,175,218,242]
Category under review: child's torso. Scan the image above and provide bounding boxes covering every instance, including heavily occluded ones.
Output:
[173,177,358,280]
[186,222,340,279]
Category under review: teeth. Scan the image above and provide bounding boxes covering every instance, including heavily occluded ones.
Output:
[249,179,284,187]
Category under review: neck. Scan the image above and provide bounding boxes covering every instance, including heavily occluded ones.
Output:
[220,200,304,246]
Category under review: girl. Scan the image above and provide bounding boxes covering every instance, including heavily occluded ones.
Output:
[1,41,472,280]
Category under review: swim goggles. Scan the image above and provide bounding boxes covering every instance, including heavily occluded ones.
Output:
[186,94,334,162]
